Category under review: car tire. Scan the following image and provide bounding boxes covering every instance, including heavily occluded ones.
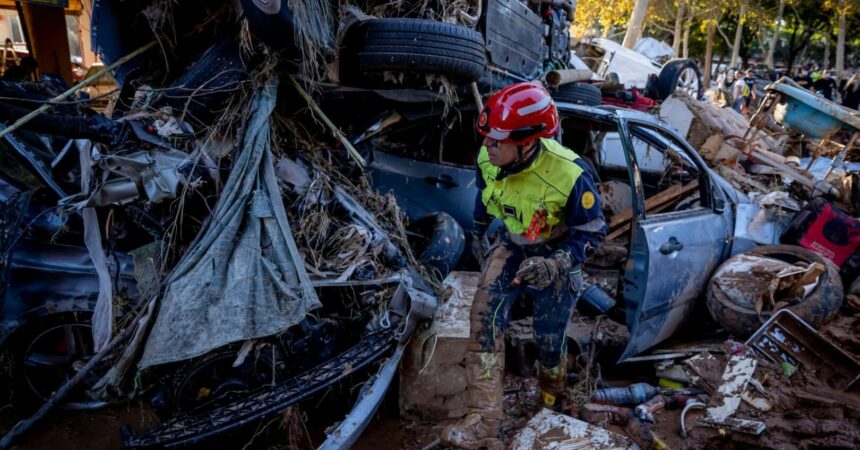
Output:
[407,212,465,278]
[548,82,602,106]
[241,0,299,52]
[168,345,277,414]
[706,245,843,338]
[154,40,248,120]
[6,312,110,412]
[340,18,486,85]
[657,59,704,101]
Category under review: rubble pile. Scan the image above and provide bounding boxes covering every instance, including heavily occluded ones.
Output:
[0,1,456,447]
[1,0,860,449]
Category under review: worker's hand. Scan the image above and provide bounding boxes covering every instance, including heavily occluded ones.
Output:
[516,251,573,290]
[471,231,490,266]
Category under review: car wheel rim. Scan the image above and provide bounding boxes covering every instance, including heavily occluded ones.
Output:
[172,349,276,413]
[23,323,108,410]
[676,67,700,98]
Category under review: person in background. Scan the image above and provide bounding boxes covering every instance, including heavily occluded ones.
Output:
[1,56,38,82]
[811,65,822,82]
[841,69,860,110]
[716,67,733,107]
[741,69,757,116]
[731,71,745,113]
[795,67,814,91]
[813,70,838,101]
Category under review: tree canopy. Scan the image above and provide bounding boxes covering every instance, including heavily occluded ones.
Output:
[572,0,860,72]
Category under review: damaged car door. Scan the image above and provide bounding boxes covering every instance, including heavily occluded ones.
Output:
[363,110,482,231]
[618,117,731,361]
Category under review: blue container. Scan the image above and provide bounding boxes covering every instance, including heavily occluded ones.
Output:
[768,80,860,139]
[580,284,616,314]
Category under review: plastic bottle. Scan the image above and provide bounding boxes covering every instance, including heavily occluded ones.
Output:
[591,382,659,405]
[584,403,632,425]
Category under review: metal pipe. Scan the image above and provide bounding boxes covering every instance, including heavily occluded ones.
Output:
[545,69,594,87]
[680,401,706,438]
[0,41,156,142]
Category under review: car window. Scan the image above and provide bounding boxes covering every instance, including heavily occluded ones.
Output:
[367,112,483,168]
[628,125,704,215]
[367,117,443,164]
[632,127,698,172]
[0,141,48,191]
[439,113,482,167]
[599,131,667,174]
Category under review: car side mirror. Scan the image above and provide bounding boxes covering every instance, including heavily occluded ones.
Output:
[714,197,725,213]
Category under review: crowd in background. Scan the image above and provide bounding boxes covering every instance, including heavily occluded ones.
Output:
[714,64,860,116]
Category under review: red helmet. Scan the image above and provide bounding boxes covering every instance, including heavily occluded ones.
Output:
[476,82,559,146]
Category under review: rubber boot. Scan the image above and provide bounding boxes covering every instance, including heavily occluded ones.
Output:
[440,351,505,449]
[538,361,568,411]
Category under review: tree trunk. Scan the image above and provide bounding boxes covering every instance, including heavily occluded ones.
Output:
[622,0,650,49]
[730,3,747,68]
[703,20,716,87]
[765,0,785,70]
[682,9,695,60]
[836,4,846,82]
[786,15,801,72]
[823,33,831,68]
[672,0,686,55]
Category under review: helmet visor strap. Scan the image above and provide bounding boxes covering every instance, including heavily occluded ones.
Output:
[509,124,548,143]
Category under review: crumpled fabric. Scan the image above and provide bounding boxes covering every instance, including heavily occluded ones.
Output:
[137,76,320,369]
[77,140,115,352]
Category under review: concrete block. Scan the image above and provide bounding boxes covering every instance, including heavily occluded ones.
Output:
[399,271,479,420]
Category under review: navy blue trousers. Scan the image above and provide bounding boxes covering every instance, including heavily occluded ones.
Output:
[467,237,582,368]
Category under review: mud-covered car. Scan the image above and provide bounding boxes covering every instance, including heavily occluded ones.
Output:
[0,127,138,410]
[573,37,705,102]
[93,0,574,96]
[0,3,454,448]
[0,76,447,450]
[343,94,782,361]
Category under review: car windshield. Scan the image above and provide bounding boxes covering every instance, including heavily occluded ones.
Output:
[0,137,50,191]
[0,131,78,194]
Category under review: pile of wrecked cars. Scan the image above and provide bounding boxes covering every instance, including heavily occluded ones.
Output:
[0,0,858,449]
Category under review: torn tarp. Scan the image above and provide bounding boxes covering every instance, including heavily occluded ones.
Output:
[137,76,320,369]
[77,139,115,352]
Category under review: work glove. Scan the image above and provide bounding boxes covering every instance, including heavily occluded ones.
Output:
[516,251,573,290]
[471,230,491,266]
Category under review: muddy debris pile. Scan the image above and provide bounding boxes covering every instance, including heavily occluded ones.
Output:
[661,78,860,215]
[538,312,859,450]
[0,0,473,447]
[1,0,860,448]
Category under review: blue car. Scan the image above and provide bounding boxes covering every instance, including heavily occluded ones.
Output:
[357,98,770,361]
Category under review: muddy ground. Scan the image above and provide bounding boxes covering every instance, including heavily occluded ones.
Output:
[0,377,689,450]
[2,312,858,449]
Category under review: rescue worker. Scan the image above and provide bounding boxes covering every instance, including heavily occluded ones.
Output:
[441,83,606,449]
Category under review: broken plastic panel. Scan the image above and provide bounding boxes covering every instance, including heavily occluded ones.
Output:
[745,309,860,392]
